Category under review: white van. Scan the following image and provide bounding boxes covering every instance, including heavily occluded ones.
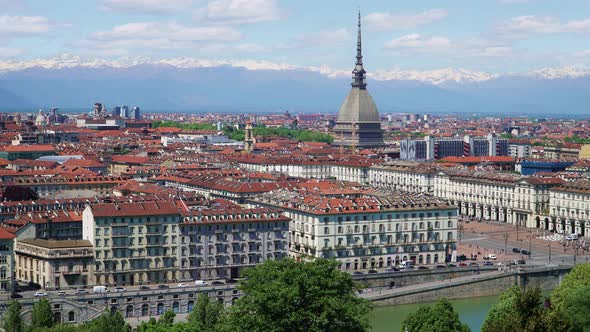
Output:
[566,233,579,241]
[93,286,108,293]
[399,261,413,269]
[194,280,208,286]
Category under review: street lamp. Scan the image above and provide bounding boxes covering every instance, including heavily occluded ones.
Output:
[548,244,552,265]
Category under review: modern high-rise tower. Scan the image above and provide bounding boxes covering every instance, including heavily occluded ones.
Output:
[333,12,385,150]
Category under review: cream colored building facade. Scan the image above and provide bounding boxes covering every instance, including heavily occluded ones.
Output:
[14,239,93,290]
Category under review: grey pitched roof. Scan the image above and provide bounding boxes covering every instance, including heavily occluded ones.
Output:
[336,88,380,123]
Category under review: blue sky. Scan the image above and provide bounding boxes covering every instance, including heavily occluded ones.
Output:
[3,0,590,74]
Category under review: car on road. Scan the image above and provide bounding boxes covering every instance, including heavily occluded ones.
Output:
[435,265,446,269]
[416,266,430,270]
[496,262,504,266]
[565,234,578,241]
[114,287,126,292]
[518,259,526,265]
[469,262,479,267]
[521,250,530,255]
[75,289,87,295]
[34,291,48,297]
[487,254,497,260]
[447,263,457,268]
[10,293,23,299]
[157,285,169,289]
[57,291,66,296]
[512,247,521,253]
[140,285,151,290]
[211,280,225,285]
[352,271,364,275]
[225,278,239,284]
[458,262,468,267]
[483,261,494,266]
[368,269,379,274]
[385,267,400,272]
[177,283,188,288]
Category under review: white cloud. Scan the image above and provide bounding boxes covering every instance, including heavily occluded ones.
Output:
[76,22,242,55]
[364,9,448,31]
[99,0,194,15]
[194,0,281,24]
[0,47,24,58]
[384,34,451,51]
[497,15,590,38]
[0,15,55,37]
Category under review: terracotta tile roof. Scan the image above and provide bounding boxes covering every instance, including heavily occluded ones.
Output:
[0,227,15,239]
[1,145,55,152]
[90,201,183,217]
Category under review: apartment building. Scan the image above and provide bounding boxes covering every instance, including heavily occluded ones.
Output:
[14,239,94,290]
[368,161,438,193]
[400,134,509,160]
[12,175,128,198]
[548,181,590,236]
[434,169,564,228]
[82,201,183,286]
[250,187,458,269]
[0,228,15,297]
[178,202,290,281]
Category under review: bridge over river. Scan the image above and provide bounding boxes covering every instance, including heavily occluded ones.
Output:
[358,265,573,305]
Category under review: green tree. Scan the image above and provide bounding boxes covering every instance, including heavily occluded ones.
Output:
[482,286,547,332]
[158,310,176,327]
[547,264,590,331]
[187,293,223,332]
[3,301,24,332]
[221,259,371,332]
[401,298,470,332]
[561,285,590,331]
[31,298,54,330]
[83,309,129,332]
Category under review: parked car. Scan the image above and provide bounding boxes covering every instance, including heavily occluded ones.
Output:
[352,271,364,275]
[10,293,23,299]
[487,254,498,260]
[34,291,48,297]
[368,269,378,274]
[114,287,126,292]
[211,280,225,285]
[469,262,479,267]
[385,267,400,272]
[157,285,169,289]
[447,263,457,268]
[417,266,430,270]
[483,261,494,266]
[458,262,468,267]
[140,285,151,290]
[57,291,66,296]
[518,259,526,265]
[75,289,87,295]
[435,265,446,269]
[521,250,530,255]
[566,234,579,241]
[177,283,188,288]
[511,260,519,265]
[512,247,521,253]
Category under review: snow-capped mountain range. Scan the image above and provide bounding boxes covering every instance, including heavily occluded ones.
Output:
[2,54,590,114]
[1,54,589,85]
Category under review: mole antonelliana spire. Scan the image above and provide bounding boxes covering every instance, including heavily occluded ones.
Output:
[333,10,385,150]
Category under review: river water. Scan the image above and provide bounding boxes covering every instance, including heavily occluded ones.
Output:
[371,295,501,332]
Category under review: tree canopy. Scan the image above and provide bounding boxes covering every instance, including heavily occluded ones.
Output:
[3,301,24,332]
[482,286,547,332]
[401,298,470,332]
[2,185,39,201]
[30,299,54,330]
[547,263,590,331]
[222,259,371,332]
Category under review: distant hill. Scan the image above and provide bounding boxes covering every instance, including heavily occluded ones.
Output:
[0,63,588,114]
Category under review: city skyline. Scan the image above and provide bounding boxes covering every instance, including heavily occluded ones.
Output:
[3,0,590,78]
